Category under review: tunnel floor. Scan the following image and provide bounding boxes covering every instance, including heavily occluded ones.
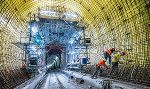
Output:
[15,70,150,89]
[35,71,97,89]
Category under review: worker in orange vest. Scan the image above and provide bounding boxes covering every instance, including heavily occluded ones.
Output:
[91,59,108,78]
[103,48,115,64]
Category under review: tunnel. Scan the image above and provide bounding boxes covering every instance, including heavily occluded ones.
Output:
[0,0,150,89]
[45,44,63,69]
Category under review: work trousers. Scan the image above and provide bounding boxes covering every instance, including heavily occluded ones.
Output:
[110,62,119,75]
[92,66,103,77]
[103,52,111,64]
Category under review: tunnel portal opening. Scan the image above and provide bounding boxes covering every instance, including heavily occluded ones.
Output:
[46,49,62,69]
[45,44,63,69]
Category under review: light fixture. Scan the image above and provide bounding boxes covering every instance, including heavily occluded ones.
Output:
[78,31,82,35]
[37,51,41,55]
[31,46,36,51]
[64,13,78,18]
[69,51,75,54]
[69,38,74,44]
[0,17,6,26]
[34,34,42,45]
[40,10,58,17]
[31,26,38,35]
[46,64,52,68]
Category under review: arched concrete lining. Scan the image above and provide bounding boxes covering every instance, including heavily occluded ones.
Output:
[0,0,150,88]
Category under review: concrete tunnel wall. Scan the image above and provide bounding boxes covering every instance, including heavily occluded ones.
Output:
[0,23,29,88]
[0,0,150,88]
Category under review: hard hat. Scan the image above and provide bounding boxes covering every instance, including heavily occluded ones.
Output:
[120,52,126,56]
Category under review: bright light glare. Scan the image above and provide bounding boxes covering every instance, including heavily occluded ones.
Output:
[36,39,40,43]
[71,52,75,54]
[69,51,75,54]
[78,31,82,35]
[40,10,58,17]
[64,13,78,18]
[47,64,52,68]
[69,38,74,44]
[0,17,4,22]
[34,34,42,44]
[55,56,58,60]
[31,46,36,51]
[28,25,30,29]
[0,17,6,25]
[31,26,38,34]
[44,64,52,69]
[38,51,41,55]
[71,60,75,63]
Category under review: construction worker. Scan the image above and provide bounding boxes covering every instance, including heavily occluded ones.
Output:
[91,59,108,78]
[110,52,126,75]
[103,48,115,65]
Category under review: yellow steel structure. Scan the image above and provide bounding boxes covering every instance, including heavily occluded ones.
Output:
[0,0,150,88]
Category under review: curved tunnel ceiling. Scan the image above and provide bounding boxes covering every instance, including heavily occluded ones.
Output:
[2,0,149,32]
[1,0,96,29]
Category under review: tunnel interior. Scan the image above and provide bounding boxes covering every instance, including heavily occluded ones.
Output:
[46,46,62,69]
[0,0,150,89]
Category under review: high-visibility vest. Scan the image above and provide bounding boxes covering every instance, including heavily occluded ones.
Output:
[112,53,121,62]
[105,48,113,55]
[96,59,106,67]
